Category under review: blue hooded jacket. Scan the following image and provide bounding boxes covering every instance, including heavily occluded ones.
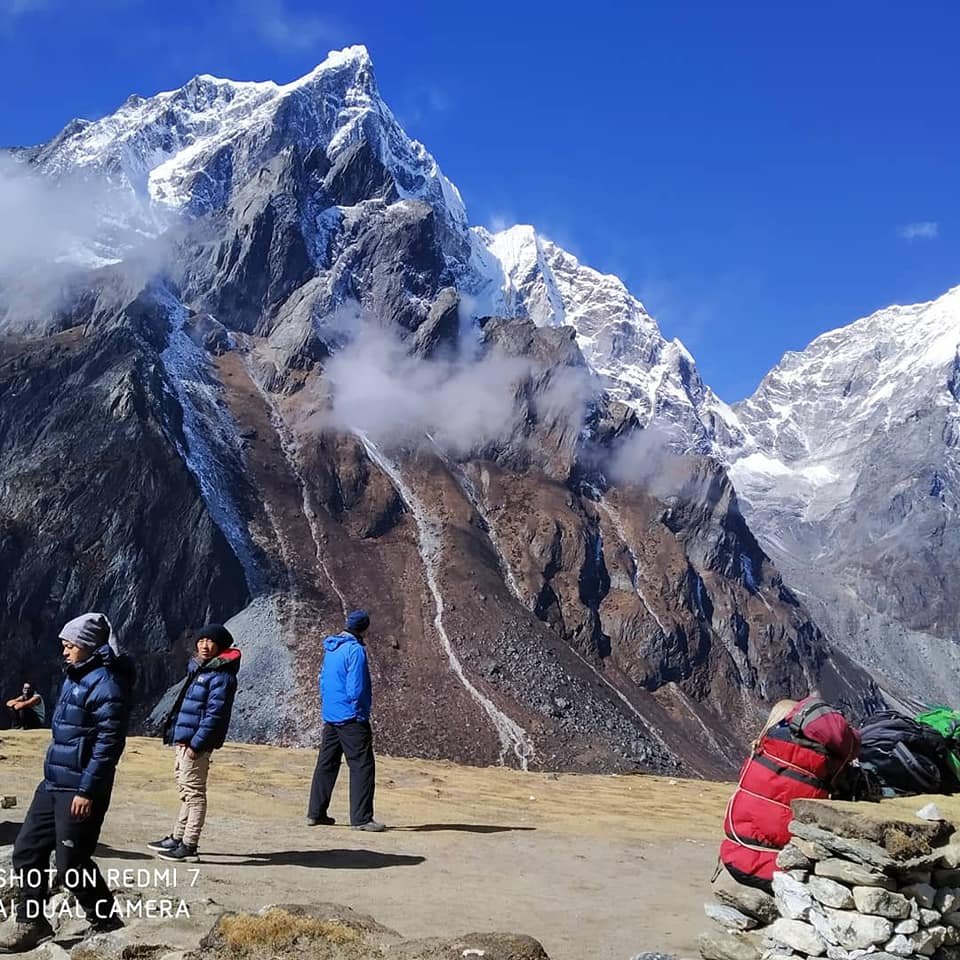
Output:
[320,632,372,724]
[165,648,241,751]
[44,643,134,798]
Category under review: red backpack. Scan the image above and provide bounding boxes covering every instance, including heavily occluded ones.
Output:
[719,698,860,888]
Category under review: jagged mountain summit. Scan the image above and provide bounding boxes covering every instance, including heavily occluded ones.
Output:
[0,46,877,774]
[716,286,960,706]
[8,45,725,446]
[21,47,465,239]
[470,224,724,448]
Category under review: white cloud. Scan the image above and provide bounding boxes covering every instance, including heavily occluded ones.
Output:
[395,85,452,131]
[898,221,940,242]
[0,157,174,332]
[0,157,108,271]
[424,86,450,114]
[488,213,514,233]
[2,0,138,28]
[251,0,336,52]
[608,424,698,499]
[297,304,594,458]
[306,309,528,455]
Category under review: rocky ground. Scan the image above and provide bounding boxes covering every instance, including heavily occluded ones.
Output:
[0,732,732,960]
[701,795,960,960]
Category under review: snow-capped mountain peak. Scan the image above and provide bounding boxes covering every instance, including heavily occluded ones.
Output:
[712,283,960,705]
[718,285,960,527]
[29,45,465,229]
[469,222,719,443]
[0,46,891,765]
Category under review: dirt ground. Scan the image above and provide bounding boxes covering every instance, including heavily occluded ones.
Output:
[0,733,733,960]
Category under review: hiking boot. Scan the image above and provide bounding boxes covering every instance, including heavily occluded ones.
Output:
[146,835,179,852]
[351,820,386,832]
[86,915,124,937]
[157,842,198,862]
[0,916,54,953]
[306,815,336,826]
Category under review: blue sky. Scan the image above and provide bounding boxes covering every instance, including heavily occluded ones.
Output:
[1,0,958,401]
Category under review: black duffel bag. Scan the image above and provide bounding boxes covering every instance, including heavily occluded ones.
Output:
[857,710,959,796]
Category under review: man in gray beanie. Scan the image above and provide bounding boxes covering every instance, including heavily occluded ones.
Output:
[58,613,119,655]
[0,613,133,951]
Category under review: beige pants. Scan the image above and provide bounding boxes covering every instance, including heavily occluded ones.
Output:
[174,745,211,847]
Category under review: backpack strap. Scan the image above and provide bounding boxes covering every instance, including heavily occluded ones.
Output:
[779,699,837,757]
[789,699,834,736]
[892,741,941,793]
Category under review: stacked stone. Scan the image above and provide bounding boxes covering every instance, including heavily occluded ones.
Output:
[700,800,960,960]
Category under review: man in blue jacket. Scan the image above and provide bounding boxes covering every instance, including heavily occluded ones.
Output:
[0,613,133,952]
[307,610,384,831]
[149,624,241,862]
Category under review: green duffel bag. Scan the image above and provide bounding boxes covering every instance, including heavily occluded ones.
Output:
[916,706,960,781]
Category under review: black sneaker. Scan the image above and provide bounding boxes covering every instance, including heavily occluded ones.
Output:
[146,835,179,852]
[157,842,198,862]
[306,815,336,826]
[0,916,54,952]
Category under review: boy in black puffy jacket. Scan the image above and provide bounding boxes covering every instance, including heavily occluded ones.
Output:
[0,613,133,952]
[149,624,240,862]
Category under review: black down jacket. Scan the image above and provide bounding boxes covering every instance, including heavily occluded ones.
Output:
[164,648,241,752]
[43,644,134,798]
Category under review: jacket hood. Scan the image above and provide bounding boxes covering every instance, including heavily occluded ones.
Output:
[192,646,242,676]
[324,632,359,652]
[66,643,117,674]
[66,643,136,693]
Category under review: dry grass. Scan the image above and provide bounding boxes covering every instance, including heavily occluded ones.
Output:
[0,732,734,841]
[218,910,360,949]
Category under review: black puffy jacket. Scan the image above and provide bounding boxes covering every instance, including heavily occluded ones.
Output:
[43,644,134,798]
[164,648,241,752]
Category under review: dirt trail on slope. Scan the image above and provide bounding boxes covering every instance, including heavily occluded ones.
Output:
[0,733,731,960]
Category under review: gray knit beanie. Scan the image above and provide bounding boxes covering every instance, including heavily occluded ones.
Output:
[59,613,117,654]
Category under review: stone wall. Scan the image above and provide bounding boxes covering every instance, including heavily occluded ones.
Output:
[700,799,960,960]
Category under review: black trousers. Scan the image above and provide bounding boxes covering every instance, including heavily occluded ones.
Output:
[308,720,376,825]
[9,709,42,730]
[12,784,115,924]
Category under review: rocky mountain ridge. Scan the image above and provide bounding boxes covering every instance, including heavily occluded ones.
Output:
[717,286,960,706]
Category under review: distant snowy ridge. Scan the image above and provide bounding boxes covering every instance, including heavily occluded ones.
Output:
[714,284,960,705]
[721,284,960,521]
